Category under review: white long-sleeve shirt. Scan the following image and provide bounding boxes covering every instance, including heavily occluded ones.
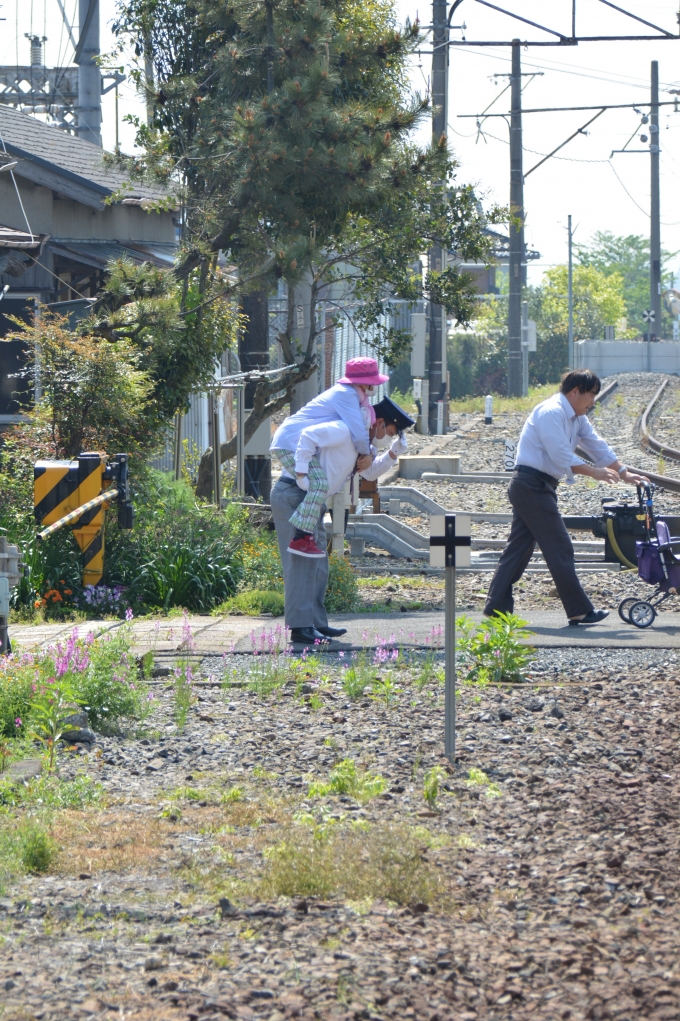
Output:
[291,420,400,496]
[515,391,616,483]
[270,382,371,457]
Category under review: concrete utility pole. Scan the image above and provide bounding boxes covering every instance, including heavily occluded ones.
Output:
[75,0,101,145]
[428,0,448,432]
[507,39,524,398]
[563,213,567,369]
[650,60,662,339]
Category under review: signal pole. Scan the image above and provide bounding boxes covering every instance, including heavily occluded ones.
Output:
[428,0,448,432]
[650,60,662,339]
[507,39,524,398]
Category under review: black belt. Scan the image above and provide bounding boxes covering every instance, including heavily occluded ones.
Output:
[515,464,559,487]
[277,475,298,486]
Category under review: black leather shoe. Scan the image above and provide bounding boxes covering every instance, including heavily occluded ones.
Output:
[316,626,348,638]
[569,609,609,626]
[289,627,331,645]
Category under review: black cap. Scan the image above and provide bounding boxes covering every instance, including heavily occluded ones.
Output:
[372,396,416,435]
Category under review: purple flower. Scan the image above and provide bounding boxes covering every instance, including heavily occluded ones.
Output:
[14,717,21,727]
[125,608,134,622]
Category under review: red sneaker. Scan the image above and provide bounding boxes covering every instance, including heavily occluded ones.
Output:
[288,535,326,558]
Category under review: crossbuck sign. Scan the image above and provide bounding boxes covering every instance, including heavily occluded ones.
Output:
[430,514,471,762]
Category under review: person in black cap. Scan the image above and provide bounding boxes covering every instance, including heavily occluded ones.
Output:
[371,396,416,440]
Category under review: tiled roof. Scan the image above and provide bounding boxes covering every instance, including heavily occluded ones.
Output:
[0,104,169,204]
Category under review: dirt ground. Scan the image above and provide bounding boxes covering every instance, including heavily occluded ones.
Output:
[2,650,680,1021]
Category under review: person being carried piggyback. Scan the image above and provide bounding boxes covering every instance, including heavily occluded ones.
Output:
[270,391,415,646]
[270,357,388,558]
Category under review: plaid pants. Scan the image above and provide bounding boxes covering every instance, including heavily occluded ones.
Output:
[272,449,329,534]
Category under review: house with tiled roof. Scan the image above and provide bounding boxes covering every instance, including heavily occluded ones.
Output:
[0,103,177,421]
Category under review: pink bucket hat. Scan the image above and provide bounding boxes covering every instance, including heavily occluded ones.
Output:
[338,357,389,386]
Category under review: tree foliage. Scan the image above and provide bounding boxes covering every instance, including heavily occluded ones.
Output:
[575,231,676,337]
[88,259,243,425]
[4,312,154,461]
[112,0,505,472]
[447,263,629,396]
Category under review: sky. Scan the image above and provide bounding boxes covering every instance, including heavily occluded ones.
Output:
[394,0,680,283]
[2,0,680,284]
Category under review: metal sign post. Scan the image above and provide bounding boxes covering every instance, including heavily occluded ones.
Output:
[429,513,471,762]
[236,384,245,496]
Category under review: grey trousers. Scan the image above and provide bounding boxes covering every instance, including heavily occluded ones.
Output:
[270,478,329,630]
[484,472,594,620]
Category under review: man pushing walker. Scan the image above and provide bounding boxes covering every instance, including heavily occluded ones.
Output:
[484,369,648,626]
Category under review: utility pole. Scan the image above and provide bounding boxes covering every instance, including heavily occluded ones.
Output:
[507,39,524,398]
[75,0,102,145]
[650,60,662,340]
[563,215,567,371]
[428,0,448,433]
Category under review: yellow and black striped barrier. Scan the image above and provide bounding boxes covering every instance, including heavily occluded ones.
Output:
[34,452,133,588]
[38,489,119,541]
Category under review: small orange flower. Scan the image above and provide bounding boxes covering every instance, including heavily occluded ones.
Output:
[63,589,72,596]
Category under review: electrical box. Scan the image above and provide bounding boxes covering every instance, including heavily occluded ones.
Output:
[522,320,535,353]
[410,312,427,378]
[244,417,272,457]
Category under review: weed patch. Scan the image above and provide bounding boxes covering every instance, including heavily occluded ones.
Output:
[467,768,501,798]
[220,590,285,616]
[308,758,387,803]
[457,612,535,684]
[260,821,442,906]
[0,818,55,881]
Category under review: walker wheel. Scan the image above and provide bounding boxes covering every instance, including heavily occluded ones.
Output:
[618,597,638,624]
[629,601,656,629]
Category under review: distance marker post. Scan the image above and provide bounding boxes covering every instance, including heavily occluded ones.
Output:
[429,514,471,762]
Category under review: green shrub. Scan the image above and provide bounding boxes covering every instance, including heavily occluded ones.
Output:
[18,822,55,873]
[237,531,284,592]
[0,661,34,737]
[1,625,147,743]
[104,473,248,611]
[74,625,150,733]
[325,554,359,612]
[220,590,284,616]
[456,611,535,684]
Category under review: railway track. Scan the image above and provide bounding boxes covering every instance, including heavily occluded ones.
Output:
[586,374,680,496]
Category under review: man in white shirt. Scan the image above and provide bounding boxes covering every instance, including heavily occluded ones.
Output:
[484,369,647,625]
[270,396,414,645]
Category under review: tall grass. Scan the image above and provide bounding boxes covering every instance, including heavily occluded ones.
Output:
[449,383,556,416]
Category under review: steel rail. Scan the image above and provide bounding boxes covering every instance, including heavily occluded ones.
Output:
[577,376,680,495]
[638,378,680,462]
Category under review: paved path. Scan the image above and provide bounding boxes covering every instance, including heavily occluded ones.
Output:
[8,608,680,654]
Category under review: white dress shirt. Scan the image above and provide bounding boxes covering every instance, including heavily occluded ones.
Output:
[270,382,371,458]
[288,420,401,496]
[515,391,616,483]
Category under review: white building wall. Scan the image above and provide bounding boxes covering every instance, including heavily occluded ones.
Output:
[574,340,680,376]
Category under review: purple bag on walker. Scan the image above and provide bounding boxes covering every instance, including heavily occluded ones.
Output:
[636,541,665,584]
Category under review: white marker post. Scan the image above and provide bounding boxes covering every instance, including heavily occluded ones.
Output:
[430,514,471,763]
